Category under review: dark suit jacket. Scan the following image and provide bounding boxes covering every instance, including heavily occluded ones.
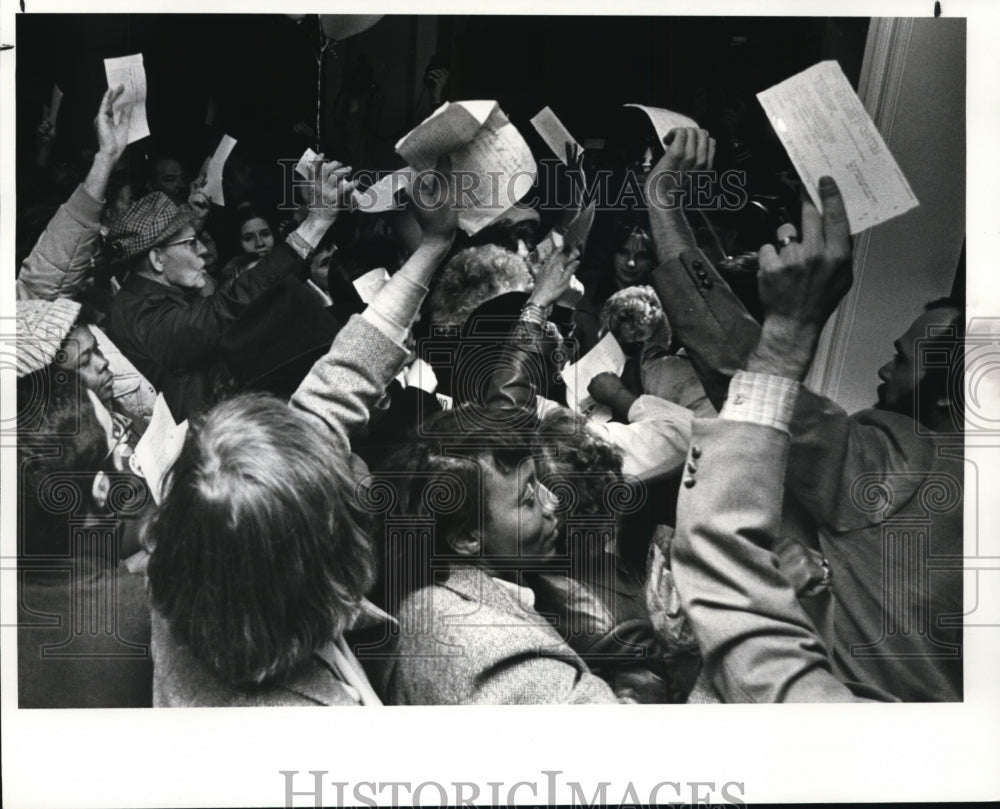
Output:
[108,243,305,420]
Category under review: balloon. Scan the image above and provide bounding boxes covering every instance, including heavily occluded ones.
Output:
[319,15,383,41]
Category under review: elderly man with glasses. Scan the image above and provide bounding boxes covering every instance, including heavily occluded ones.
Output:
[106,161,353,420]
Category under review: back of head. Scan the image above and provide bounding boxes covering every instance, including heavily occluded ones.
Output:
[146,393,375,689]
[428,245,534,330]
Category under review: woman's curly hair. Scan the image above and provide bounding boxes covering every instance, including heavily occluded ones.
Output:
[599,285,670,347]
[428,245,534,330]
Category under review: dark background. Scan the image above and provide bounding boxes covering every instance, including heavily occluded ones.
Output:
[15,14,870,173]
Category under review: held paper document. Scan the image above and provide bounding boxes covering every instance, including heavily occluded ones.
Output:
[353,167,416,213]
[131,394,188,504]
[204,134,238,207]
[624,103,699,145]
[396,100,536,235]
[757,60,918,234]
[294,147,320,179]
[561,332,626,424]
[104,54,150,144]
[530,106,583,163]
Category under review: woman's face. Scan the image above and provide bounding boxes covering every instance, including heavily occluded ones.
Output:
[240,217,275,257]
[613,228,655,288]
[477,458,560,561]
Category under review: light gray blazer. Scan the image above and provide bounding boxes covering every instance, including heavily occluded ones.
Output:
[380,565,621,704]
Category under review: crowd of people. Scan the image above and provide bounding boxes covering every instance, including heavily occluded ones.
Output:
[15,59,964,707]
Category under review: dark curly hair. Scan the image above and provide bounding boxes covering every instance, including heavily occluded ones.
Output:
[372,405,537,603]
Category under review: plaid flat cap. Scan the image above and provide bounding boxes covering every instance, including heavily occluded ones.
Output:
[16,298,82,377]
[105,191,190,263]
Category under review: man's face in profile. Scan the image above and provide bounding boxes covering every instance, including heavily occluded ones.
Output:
[876,306,960,424]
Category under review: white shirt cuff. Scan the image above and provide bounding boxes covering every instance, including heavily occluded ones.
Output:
[719,371,800,434]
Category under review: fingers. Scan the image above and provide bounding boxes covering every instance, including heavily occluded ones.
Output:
[818,175,851,252]
[694,129,709,168]
[101,84,125,113]
[682,130,698,166]
[799,196,823,254]
[666,127,687,158]
[322,162,353,186]
[775,222,798,245]
[707,137,716,171]
[757,243,781,275]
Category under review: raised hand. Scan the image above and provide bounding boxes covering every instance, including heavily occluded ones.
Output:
[644,126,716,208]
[755,178,853,328]
[36,117,55,145]
[95,85,130,160]
[308,158,356,222]
[409,154,457,245]
[565,142,587,211]
[746,177,854,381]
[527,245,581,309]
[427,68,450,105]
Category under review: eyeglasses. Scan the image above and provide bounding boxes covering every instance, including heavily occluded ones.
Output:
[161,235,202,252]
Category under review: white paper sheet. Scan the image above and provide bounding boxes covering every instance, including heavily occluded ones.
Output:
[396,100,536,235]
[203,134,237,207]
[352,266,391,304]
[131,394,188,504]
[295,147,320,179]
[353,167,416,213]
[104,54,150,143]
[757,60,919,234]
[535,229,564,265]
[561,332,626,424]
[395,101,496,171]
[530,106,582,163]
[624,103,699,145]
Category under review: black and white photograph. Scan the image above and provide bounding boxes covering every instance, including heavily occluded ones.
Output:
[2,0,998,806]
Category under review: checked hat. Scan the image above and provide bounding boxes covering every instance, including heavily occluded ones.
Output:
[106,191,191,263]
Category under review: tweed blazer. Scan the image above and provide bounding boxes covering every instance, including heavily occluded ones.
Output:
[671,418,894,703]
[379,565,622,704]
[651,247,962,702]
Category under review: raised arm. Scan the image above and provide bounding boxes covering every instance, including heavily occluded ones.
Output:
[17,86,129,301]
[131,161,356,370]
[670,178,889,702]
[291,157,457,452]
[484,245,581,414]
[644,127,761,409]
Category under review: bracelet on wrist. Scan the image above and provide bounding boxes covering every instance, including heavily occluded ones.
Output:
[285,230,314,260]
[520,302,550,327]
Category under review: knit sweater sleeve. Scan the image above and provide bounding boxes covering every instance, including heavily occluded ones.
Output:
[289,315,409,454]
